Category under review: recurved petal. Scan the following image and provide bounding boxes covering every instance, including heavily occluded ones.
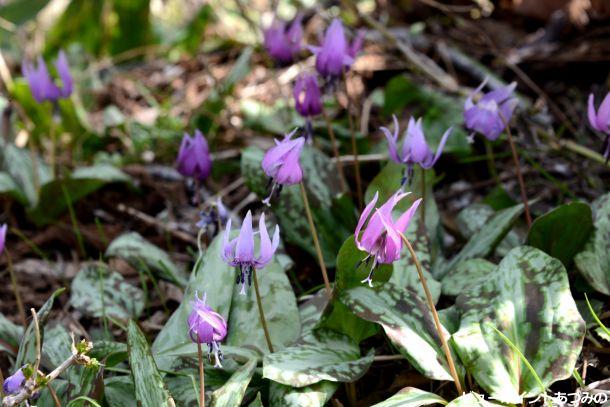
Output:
[423,127,453,169]
[0,223,6,256]
[597,92,610,133]
[394,198,422,232]
[235,211,255,263]
[55,50,73,97]
[588,94,601,132]
[355,191,378,248]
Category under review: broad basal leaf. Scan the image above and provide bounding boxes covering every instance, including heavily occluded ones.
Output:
[210,359,256,407]
[575,193,610,295]
[127,320,174,407]
[153,235,234,371]
[453,246,585,403]
[241,145,351,267]
[225,256,300,354]
[70,262,144,320]
[27,164,133,226]
[371,387,447,407]
[15,287,64,367]
[263,329,374,387]
[445,393,504,406]
[0,171,27,205]
[104,376,136,407]
[0,312,23,356]
[340,283,458,381]
[441,203,524,278]
[527,202,593,267]
[441,259,495,297]
[106,232,187,287]
[269,381,338,407]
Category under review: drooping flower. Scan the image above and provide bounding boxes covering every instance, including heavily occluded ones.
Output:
[588,92,610,162]
[263,15,303,65]
[3,367,25,395]
[197,198,230,234]
[381,115,452,185]
[176,130,212,181]
[309,19,362,79]
[294,74,323,118]
[355,191,421,286]
[464,80,518,141]
[22,50,73,104]
[261,130,305,205]
[187,292,228,368]
[222,211,280,294]
[0,223,6,257]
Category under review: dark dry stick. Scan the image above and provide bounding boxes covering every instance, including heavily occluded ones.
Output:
[252,268,274,353]
[499,114,532,227]
[5,251,26,327]
[399,232,463,395]
[321,109,347,190]
[341,70,363,209]
[197,339,205,407]
[300,182,332,299]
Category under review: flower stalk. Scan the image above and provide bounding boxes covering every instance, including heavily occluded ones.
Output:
[499,113,532,227]
[299,182,332,299]
[197,339,205,407]
[398,231,463,396]
[342,69,363,209]
[321,108,347,190]
[252,267,274,353]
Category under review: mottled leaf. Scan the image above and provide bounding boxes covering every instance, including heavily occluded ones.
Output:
[127,320,174,407]
[263,329,374,387]
[371,387,447,407]
[442,203,524,278]
[445,393,504,406]
[106,232,187,287]
[70,262,144,320]
[575,193,610,295]
[241,145,351,267]
[453,246,585,403]
[527,202,593,267]
[0,171,27,204]
[441,259,495,297]
[269,381,338,407]
[104,376,136,407]
[340,283,457,381]
[153,235,234,371]
[248,392,263,407]
[225,259,300,354]
[15,287,64,367]
[0,312,23,355]
[210,359,256,407]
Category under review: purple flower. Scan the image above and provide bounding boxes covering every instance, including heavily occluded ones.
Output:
[261,130,305,205]
[381,115,452,184]
[222,211,280,294]
[263,15,303,65]
[22,50,73,104]
[0,223,6,257]
[355,191,421,286]
[187,293,227,368]
[309,19,361,79]
[588,92,610,162]
[197,198,230,233]
[176,130,212,181]
[294,75,323,118]
[464,81,518,141]
[3,367,25,395]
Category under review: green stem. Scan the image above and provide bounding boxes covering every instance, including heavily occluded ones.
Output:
[5,250,25,327]
[197,340,205,407]
[321,108,347,191]
[299,182,332,299]
[398,232,463,395]
[341,69,363,209]
[252,268,274,353]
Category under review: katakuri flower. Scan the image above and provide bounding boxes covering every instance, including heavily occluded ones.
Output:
[464,80,518,141]
[187,292,228,368]
[263,15,303,65]
[294,74,323,139]
[261,129,305,205]
[588,92,610,162]
[222,211,280,294]
[197,198,229,231]
[309,19,362,79]
[355,191,421,286]
[0,223,6,257]
[176,129,212,181]
[3,367,25,395]
[22,50,73,104]
[381,115,452,185]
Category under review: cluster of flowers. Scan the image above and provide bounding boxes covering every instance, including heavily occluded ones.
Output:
[15,17,610,380]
